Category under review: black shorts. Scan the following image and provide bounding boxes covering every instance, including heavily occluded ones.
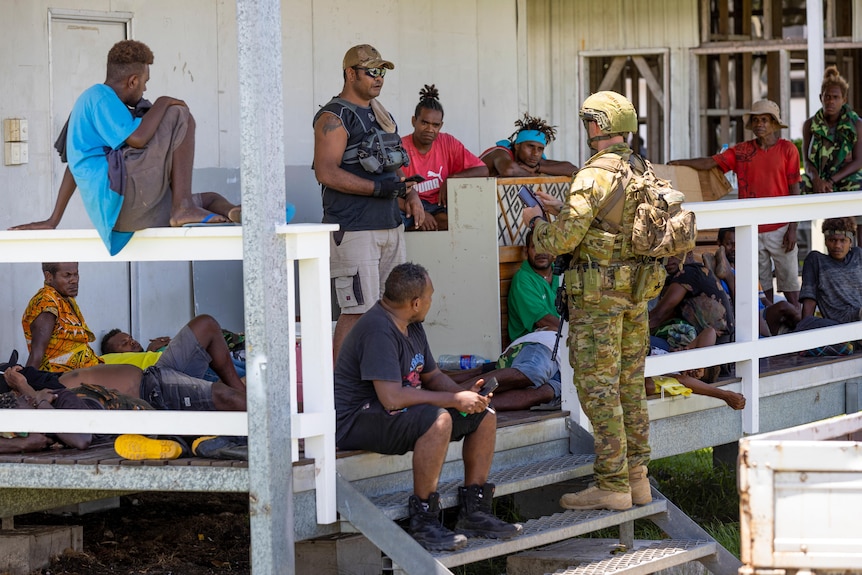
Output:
[337,400,487,455]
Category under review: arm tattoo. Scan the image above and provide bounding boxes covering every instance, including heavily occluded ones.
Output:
[321,115,343,136]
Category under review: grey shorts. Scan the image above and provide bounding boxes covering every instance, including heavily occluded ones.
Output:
[115,105,191,231]
[140,325,215,410]
[330,227,406,314]
[758,225,800,293]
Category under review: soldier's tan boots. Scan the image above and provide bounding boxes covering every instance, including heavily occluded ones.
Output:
[559,485,632,511]
[629,465,652,505]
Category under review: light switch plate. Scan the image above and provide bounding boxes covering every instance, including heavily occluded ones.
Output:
[4,118,28,142]
[4,142,28,165]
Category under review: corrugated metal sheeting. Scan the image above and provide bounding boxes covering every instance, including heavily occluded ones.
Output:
[522,0,701,164]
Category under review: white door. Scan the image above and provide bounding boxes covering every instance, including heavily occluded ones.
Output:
[50,14,126,227]
[49,13,133,345]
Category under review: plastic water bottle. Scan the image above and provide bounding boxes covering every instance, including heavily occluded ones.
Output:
[437,354,491,370]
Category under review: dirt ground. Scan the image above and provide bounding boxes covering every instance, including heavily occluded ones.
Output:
[16,492,251,575]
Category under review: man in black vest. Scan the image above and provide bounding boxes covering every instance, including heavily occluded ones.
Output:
[313,44,424,358]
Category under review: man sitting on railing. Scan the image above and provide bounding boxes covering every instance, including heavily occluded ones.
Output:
[10,40,241,255]
[334,263,522,552]
[799,217,862,328]
[480,113,578,177]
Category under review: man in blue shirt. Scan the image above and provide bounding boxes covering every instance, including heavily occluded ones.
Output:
[62,40,239,254]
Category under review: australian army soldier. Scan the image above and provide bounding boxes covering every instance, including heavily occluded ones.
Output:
[522,91,665,510]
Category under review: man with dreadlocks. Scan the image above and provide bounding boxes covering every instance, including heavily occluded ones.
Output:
[480,113,577,177]
[400,85,489,231]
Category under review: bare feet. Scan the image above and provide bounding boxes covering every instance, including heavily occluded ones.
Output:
[702,252,716,275]
[195,192,241,223]
[169,207,229,227]
[714,246,731,280]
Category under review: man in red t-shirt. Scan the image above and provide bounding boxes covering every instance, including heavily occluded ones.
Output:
[670,100,801,306]
[400,85,489,231]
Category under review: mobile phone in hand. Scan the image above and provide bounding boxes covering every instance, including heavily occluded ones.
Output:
[404,175,425,184]
[478,376,499,397]
[518,185,540,207]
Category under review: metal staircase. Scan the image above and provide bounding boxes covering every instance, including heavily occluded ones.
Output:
[335,434,741,575]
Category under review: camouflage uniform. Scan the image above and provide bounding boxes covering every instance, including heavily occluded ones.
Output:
[533,142,661,493]
[802,104,862,193]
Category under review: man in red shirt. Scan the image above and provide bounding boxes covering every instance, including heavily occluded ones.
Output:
[671,100,801,306]
[400,85,489,231]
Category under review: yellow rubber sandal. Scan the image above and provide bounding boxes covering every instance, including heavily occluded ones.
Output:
[114,434,184,460]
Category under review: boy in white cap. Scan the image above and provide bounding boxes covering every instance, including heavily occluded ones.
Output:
[670,100,801,307]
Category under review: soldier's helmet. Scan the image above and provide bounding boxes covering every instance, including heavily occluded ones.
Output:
[579,91,638,135]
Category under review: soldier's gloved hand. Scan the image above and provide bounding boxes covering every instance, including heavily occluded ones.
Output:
[373,180,408,199]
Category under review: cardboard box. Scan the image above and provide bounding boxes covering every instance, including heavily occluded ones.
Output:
[652,164,732,202]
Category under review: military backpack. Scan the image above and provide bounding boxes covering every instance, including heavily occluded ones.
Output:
[591,155,697,259]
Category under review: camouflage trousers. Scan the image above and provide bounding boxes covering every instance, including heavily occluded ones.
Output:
[567,289,650,493]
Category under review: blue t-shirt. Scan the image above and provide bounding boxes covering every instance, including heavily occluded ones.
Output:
[67,84,141,255]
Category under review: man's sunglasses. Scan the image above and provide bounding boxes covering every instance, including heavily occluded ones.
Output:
[353,66,387,79]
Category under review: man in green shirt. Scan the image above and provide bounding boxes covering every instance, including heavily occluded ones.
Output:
[507,229,560,341]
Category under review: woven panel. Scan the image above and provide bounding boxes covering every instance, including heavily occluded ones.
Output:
[496,176,571,246]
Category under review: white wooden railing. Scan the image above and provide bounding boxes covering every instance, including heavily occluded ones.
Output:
[2,191,862,525]
[0,223,338,524]
[645,191,862,434]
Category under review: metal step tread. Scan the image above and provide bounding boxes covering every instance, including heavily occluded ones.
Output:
[549,538,717,575]
[367,452,595,519]
[432,496,669,568]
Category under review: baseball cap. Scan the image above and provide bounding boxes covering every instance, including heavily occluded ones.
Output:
[342,44,394,71]
[743,99,788,129]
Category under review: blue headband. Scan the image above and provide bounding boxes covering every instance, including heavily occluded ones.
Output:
[514,130,547,146]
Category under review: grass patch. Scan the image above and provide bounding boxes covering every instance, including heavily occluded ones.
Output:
[650,448,739,523]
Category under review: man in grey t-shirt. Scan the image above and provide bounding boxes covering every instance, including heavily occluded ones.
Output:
[799,217,862,325]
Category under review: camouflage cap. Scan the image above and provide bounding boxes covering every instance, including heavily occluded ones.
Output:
[580,91,638,135]
[343,44,395,71]
[743,99,787,129]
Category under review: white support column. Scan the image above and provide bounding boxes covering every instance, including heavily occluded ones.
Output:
[283,225,338,524]
[807,0,825,117]
[736,223,759,434]
[807,0,827,257]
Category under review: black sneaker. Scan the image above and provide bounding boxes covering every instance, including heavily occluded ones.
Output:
[191,436,248,460]
[408,493,467,552]
[454,484,522,539]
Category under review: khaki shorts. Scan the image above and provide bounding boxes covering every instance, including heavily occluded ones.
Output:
[330,227,406,314]
[758,224,800,293]
[115,105,191,231]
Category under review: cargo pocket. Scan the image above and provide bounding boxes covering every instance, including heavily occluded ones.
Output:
[569,311,596,373]
[333,268,364,309]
